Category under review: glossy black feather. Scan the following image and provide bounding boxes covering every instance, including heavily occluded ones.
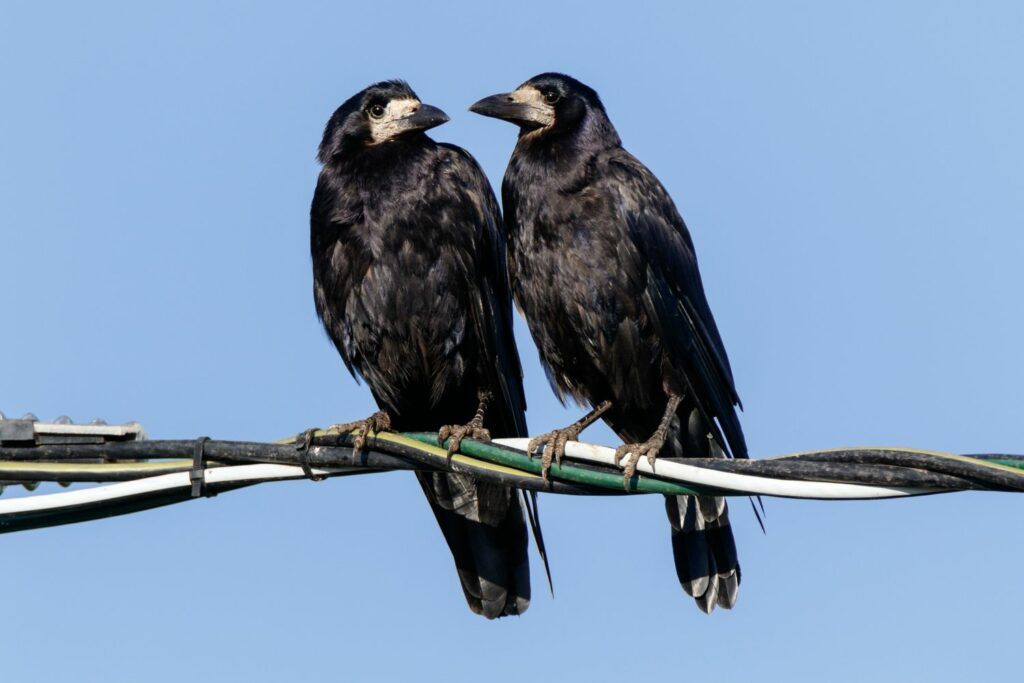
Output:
[311,82,530,618]
[494,73,745,611]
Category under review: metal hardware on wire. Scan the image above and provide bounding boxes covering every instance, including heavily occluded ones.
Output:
[191,436,210,498]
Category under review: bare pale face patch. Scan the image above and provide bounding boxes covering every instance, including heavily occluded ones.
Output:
[368,97,422,143]
[509,86,556,128]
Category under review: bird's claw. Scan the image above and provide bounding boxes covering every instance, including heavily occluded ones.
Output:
[438,423,491,461]
[614,436,666,490]
[527,425,582,483]
[328,411,392,455]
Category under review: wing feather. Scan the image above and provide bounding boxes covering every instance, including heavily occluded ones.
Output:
[606,152,747,459]
[439,143,528,437]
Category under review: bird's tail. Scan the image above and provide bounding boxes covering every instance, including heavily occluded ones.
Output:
[607,402,741,613]
[416,471,531,619]
[664,493,740,612]
[663,406,741,612]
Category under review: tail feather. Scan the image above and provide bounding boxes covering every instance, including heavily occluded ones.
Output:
[522,490,554,596]
[417,471,530,619]
[664,404,742,612]
[605,402,743,614]
[665,494,740,613]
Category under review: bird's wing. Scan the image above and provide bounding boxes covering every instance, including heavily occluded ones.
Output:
[606,151,747,459]
[310,171,364,382]
[420,146,541,615]
[439,143,528,438]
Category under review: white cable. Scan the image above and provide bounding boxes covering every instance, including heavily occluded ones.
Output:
[494,438,937,500]
[0,464,353,515]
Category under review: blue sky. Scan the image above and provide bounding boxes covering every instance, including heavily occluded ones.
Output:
[2,1,1022,680]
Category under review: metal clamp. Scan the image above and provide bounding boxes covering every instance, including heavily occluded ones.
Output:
[191,436,210,498]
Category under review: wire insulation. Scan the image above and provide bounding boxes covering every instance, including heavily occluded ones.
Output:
[1,430,1023,534]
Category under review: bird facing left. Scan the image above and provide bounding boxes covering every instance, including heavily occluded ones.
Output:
[310,80,542,618]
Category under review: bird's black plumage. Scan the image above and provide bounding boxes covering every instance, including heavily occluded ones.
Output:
[311,81,533,618]
[472,73,745,612]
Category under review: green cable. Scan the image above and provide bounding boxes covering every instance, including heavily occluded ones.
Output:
[981,458,1024,471]
[403,432,721,496]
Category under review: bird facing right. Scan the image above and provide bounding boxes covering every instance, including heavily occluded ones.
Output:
[311,80,536,619]
[471,73,747,613]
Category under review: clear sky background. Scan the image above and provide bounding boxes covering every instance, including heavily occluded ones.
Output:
[2,1,1023,680]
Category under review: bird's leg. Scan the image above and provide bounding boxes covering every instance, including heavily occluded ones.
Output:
[327,410,392,456]
[614,393,683,490]
[438,390,493,459]
[528,400,612,482]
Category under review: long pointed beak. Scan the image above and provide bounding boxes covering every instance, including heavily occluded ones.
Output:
[402,103,450,133]
[468,92,524,122]
[470,93,551,128]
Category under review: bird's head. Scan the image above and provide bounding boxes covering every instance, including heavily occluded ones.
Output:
[318,80,449,162]
[470,73,616,144]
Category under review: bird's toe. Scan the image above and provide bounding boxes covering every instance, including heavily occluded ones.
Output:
[438,423,491,458]
[328,411,392,456]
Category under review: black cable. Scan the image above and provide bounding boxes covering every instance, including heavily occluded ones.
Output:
[775,450,1024,492]
[659,458,985,490]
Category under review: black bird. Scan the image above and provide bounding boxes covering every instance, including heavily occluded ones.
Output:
[471,73,746,612]
[311,80,540,618]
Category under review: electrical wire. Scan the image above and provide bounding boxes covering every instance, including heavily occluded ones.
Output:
[1,429,1023,534]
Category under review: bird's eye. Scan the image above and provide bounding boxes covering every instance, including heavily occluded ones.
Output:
[368,104,386,119]
[544,91,560,104]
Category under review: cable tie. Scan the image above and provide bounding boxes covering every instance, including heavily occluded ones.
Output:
[191,436,210,498]
[295,429,326,482]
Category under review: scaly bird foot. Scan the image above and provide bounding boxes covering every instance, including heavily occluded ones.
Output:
[614,433,668,490]
[527,424,583,483]
[526,401,613,483]
[438,423,491,460]
[328,411,392,455]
